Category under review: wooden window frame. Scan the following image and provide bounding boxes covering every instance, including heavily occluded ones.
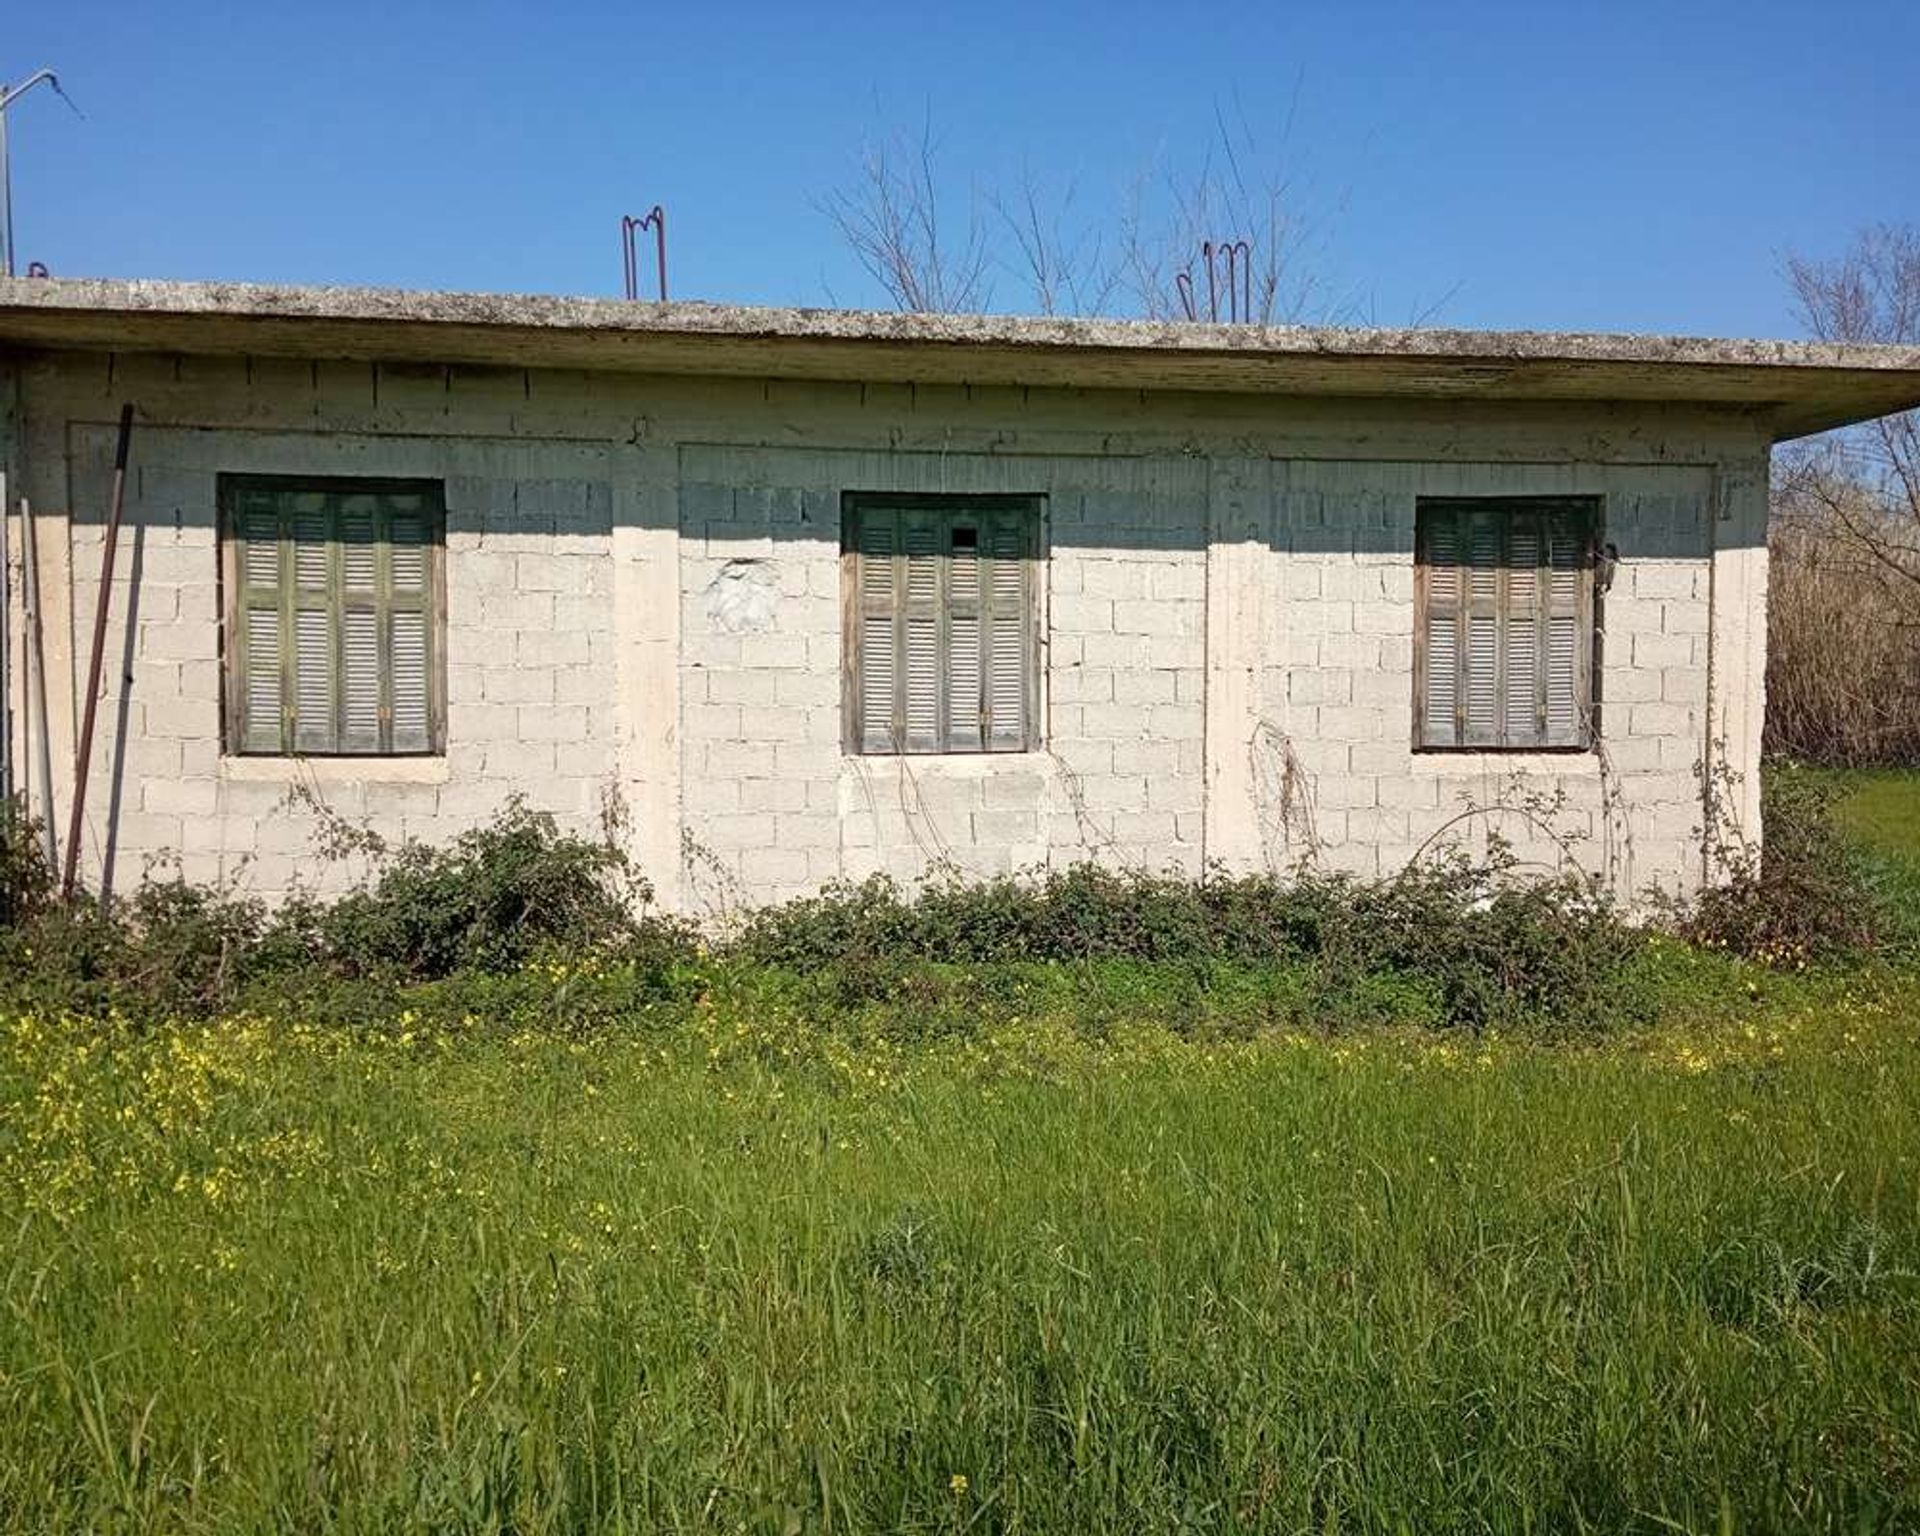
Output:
[841,492,1043,755]
[218,475,448,757]
[1412,495,1600,752]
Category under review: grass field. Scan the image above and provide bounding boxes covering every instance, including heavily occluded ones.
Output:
[2,776,1919,1533]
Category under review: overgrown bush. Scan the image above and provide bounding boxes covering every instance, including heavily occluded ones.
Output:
[0,804,54,929]
[1680,771,1879,964]
[735,848,1649,1035]
[0,800,699,1022]
[299,800,691,982]
[0,772,1897,1034]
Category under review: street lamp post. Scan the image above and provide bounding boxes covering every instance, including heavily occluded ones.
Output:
[0,69,79,278]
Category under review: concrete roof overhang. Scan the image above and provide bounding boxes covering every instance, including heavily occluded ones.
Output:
[4,277,1919,441]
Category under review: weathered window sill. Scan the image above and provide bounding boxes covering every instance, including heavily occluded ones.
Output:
[219,755,452,785]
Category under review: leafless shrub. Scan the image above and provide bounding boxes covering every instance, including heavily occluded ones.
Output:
[1767,512,1920,764]
[815,116,993,315]
[1766,224,1920,764]
[819,100,1341,323]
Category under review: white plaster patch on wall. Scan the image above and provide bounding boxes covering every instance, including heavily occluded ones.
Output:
[705,558,777,635]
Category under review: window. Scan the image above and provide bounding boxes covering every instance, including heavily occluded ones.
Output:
[1414,497,1597,750]
[221,476,445,755]
[844,495,1040,753]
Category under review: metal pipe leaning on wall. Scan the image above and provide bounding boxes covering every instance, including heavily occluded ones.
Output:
[1,472,11,810]
[20,494,56,869]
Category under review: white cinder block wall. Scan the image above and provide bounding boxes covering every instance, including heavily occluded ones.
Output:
[1,351,1770,913]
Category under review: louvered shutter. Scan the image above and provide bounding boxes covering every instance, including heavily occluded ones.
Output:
[983,512,1030,750]
[946,523,984,751]
[1544,512,1587,746]
[1420,514,1462,748]
[855,512,898,751]
[900,512,942,752]
[1462,509,1504,746]
[334,495,381,753]
[289,492,336,752]
[1416,499,1595,750]
[847,499,1038,755]
[234,492,287,753]
[386,496,436,752]
[225,479,442,756]
[1504,516,1543,743]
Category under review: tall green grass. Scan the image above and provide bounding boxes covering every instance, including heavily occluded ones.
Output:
[3,982,1917,1533]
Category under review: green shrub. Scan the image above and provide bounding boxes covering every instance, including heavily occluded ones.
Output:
[1681,771,1879,965]
[734,847,1647,1035]
[300,801,677,981]
[0,801,699,1024]
[0,802,54,929]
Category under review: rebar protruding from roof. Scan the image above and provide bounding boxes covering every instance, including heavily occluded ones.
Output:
[621,207,667,302]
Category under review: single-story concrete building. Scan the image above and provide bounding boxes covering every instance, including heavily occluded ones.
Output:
[3,277,1919,913]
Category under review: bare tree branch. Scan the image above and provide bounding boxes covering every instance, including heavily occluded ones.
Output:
[815,116,992,314]
[820,101,1344,325]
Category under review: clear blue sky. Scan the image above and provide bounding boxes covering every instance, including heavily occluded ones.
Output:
[5,0,1916,338]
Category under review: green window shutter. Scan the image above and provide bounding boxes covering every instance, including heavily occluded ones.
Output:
[847,498,1040,756]
[854,511,899,751]
[288,489,336,752]
[1420,512,1461,748]
[1504,513,1542,744]
[900,511,942,753]
[293,608,334,752]
[983,511,1030,750]
[234,492,288,753]
[1417,498,1595,751]
[946,522,984,751]
[1544,511,1588,747]
[385,495,436,753]
[224,478,443,756]
[340,608,381,752]
[1461,509,1503,746]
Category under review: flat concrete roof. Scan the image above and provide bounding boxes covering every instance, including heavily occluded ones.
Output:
[3,276,1918,440]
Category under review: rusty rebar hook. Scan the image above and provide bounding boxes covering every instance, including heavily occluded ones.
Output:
[1219,239,1252,323]
[620,206,667,301]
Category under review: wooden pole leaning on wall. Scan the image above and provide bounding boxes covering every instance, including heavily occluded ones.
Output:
[61,402,134,901]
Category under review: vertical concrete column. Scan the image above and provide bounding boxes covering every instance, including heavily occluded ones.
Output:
[1202,457,1271,873]
[1705,452,1770,859]
[613,439,682,903]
